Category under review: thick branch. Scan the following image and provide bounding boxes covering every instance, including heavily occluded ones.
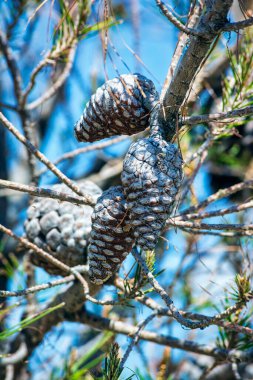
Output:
[80,310,253,362]
[158,0,233,140]
[223,17,253,32]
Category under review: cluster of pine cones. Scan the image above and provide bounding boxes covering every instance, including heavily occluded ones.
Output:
[25,73,183,285]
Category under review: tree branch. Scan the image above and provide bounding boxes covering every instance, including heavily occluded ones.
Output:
[155,0,203,37]
[0,111,95,202]
[0,179,96,206]
[223,17,253,32]
[157,0,233,140]
[25,45,77,111]
[182,105,253,126]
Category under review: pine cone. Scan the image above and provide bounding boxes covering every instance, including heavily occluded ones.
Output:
[24,181,102,275]
[88,186,134,285]
[121,135,183,251]
[74,73,159,142]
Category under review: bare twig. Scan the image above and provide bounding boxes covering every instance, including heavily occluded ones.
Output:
[0,30,23,104]
[0,30,36,179]
[132,247,212,329]
[0,111,95,203]
[161,2,202,99]
[80,309,253,362]
[179,200,253,220]
[155,0,203,37]
[182,105,253,126]
[120,312,157,369]
[0,223,75,275]
[167,220,253,232]
[0,275,76,298]
[181,179,253,215]
[0,179,96,206]
[36,135,129,177]
[25,45,77,111]
[0,343,28,366]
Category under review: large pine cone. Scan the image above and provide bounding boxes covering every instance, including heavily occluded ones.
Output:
[121,135,183,251]
[88,186,134,285]
[24,181,102,275]
[74,73,159,143]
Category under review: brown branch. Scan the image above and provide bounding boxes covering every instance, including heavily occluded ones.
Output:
[80,310,253,362]
[36,135,129,178]
[181,179,253,215]
[0,30,23,104]
[182,105,253,126]
[155,0,203,37]
[161,2,202,100]
[0,30,36,179]
[179,200,253,220]
[157,0,233,140]
[0,223,76,275]
[132,247,212,329]
[0,179,96,206]
[0,111,95,203]
[223,17,253,32]
[25,45,77,111]
[167,220,253,232]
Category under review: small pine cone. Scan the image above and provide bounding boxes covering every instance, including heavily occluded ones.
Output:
[88,186,134,285]
[74,73,159,142]
[121,135,183,251]
[24,181,102,275]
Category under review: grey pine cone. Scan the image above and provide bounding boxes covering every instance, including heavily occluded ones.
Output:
[24,181,102,275]
[74,73,159,143]
[121,135,183,251]
[88,186,134,285]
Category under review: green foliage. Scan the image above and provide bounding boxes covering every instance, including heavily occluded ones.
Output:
[216,273,253,352]
[103,342,123,380]
[232,274,252,303]
[0,302,64,340]
[121,251,165,303]
[0,249,19,279]
[220,28,253,137]
[62,332,114,380]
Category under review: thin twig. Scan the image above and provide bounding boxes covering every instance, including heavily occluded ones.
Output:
[36,135,129,177]
[155,0,203,37]
[0,223,75,275]
[80,309,253,362]
[0,30,23,104]
[179,200,253,220]
[25,45,77,111]
[167,220,253,232]
[132,247,211,329]
[0,179,96,206]
[182,105,253,126]
[0,275,76,298]
[120,313,157,369]
[181,179,253,215]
